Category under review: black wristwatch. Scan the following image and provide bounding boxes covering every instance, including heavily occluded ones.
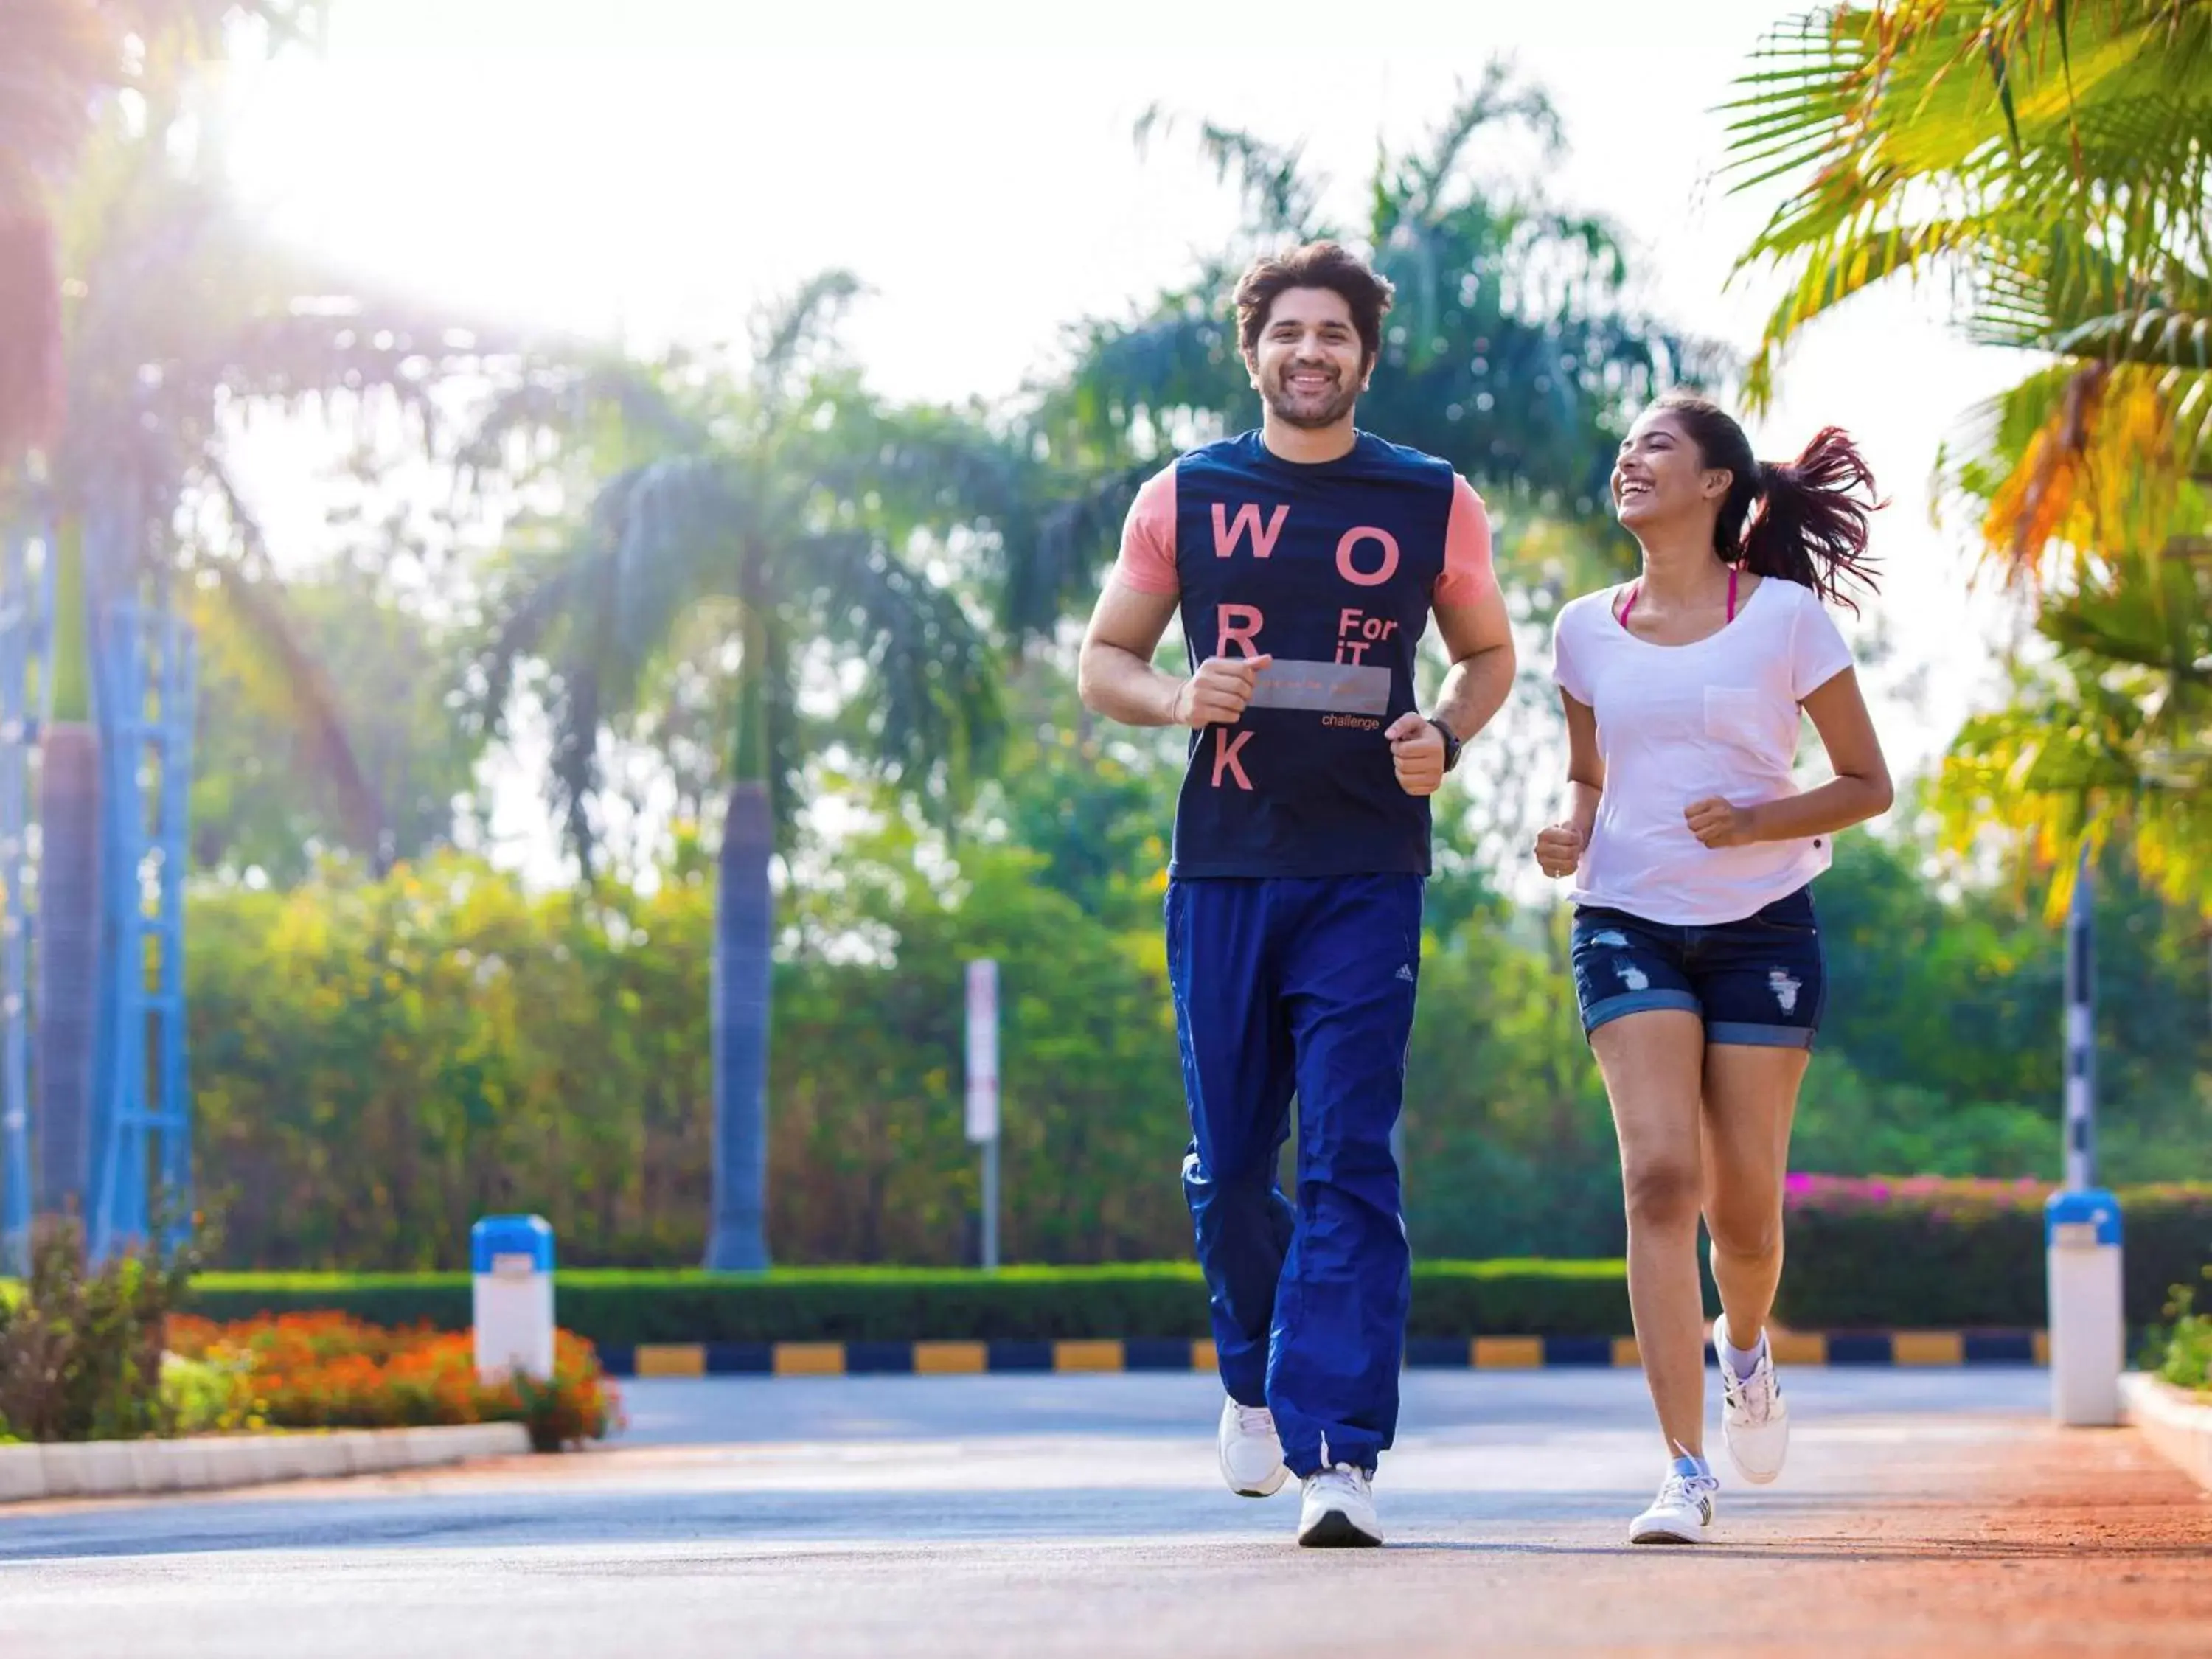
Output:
[1428,717,1463,773]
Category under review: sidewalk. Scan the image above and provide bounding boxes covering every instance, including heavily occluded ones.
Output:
[1,1390,2205,1657]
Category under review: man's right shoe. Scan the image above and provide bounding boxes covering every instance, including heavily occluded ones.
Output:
[1217,1396,1289,1498]
[1296,1465,1382,1547]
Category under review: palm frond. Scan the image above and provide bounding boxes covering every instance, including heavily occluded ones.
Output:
[193,471,386,858]
[780,528,1004,821]
[1135,105,1323,239]
[752,271,862,400]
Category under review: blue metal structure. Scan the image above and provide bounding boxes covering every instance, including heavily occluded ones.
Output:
[86,562,197,1262]
[0,509,55,1276]
[0,491,197,1270]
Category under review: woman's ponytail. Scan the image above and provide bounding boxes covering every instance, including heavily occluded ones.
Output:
[1652,395,1885,612]
[1740,429,1882,613]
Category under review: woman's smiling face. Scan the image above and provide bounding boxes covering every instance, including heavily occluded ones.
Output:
[1612,408,1731,532]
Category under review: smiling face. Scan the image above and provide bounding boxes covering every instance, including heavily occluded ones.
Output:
[1245,285,1371,431]
[1612,408,1733,532]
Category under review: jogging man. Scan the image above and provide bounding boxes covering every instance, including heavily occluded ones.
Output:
[1077,240,1515,1548]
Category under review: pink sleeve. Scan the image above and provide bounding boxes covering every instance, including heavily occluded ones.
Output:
[1111,467,1179,597]
[1433,473,1495,607]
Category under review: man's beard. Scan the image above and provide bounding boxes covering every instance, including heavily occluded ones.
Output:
[1262,369,1360,431]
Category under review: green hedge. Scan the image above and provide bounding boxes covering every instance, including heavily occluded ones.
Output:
[178,1182,2212,1343]
[1774,1178,2211,1330]
[184,1261,1633,1345]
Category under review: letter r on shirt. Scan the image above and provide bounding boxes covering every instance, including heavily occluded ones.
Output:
[1217,603,1265,657]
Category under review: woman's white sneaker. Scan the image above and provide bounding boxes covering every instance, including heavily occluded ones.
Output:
[1628,1467,1719,1545]
[1714,1318,1791,1485]
[1217,1397,1289,1497]
[1297,1464,1382,1548]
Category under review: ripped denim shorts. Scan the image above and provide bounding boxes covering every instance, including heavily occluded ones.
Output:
[1568,886,1826,1049]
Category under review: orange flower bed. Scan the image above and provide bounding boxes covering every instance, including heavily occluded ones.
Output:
[166,1312,621,1450]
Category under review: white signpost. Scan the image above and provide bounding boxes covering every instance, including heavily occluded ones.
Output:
[966,959,1001,1272]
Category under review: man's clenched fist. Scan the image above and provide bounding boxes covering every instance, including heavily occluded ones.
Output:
[1172,654,1273,728]
[1386,712,1446,797]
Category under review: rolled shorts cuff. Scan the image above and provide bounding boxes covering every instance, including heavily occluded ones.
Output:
[1582,987,1702,1033]
[1705,1020,1818,1051]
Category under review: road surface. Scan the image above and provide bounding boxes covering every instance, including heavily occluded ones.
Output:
[2,1368,2205,1656]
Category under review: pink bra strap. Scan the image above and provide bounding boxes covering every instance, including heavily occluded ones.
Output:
[1727,564,1739,622]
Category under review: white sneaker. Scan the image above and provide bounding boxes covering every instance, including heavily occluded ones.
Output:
[1217,1397,1288,1498]
[1714,1318,1790,1485]
[1297,1464,1382,1548]
[1629,1467,1719,1545]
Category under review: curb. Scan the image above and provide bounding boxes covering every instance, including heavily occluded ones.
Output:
[0,1422,532,1506]
[602,1328,2053,1379]
[2121,1371,2212,1490]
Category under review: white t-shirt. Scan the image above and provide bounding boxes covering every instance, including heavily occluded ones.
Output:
[1550,575,1856,926]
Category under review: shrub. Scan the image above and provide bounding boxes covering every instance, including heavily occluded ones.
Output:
[1775,1178,2212,1330]
[2146,1269,2212,1394]
[164,1312,622,1450]
[160,1352,255,1436]
[0,1218,195,1443]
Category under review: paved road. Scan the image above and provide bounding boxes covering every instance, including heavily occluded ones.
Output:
[8,1367,2191,1658]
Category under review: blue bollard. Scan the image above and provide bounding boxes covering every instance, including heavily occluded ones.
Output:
[2045,1189,2124,1426]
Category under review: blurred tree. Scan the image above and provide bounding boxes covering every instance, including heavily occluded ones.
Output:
[1043,64,1713,562]
[0,1,326,460]
[8,4,509,1224]
[470,279,1030,1270]
[189,571,483,881]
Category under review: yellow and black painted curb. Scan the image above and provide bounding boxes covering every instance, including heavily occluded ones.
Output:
[603,1329,2052,1379]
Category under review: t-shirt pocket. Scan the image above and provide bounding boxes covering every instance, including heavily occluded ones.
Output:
[1703,686,1769,751]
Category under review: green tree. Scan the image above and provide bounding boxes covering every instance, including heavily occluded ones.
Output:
[1047,67,1711,560]
[1725,0,2212,908]
[471,285,1018,1270]
[189,571,484,880]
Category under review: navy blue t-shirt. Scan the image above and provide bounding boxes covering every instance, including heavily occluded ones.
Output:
[1113,430,1495,880]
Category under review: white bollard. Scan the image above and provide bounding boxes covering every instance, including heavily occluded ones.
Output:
[471,1214,555,1385]
[2045,1188,2124,1427]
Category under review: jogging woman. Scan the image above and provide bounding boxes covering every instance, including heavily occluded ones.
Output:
[1534,393,1893,1545]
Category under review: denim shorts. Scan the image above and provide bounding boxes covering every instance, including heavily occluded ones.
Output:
[1569,886,1827,1048]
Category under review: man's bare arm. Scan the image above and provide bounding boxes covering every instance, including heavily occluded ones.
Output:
[1384,583,1518,796]
[1429,582,1517,743]
[1077,579,1272,729]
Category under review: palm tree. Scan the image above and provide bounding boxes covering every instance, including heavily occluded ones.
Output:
[1723,0,2212,905]
[0,1,324,463]
[1046,67,1714,555]
[472,279,1018,1270]
[1726,1,2210,428]
[8,32,516,1242]
[1936,552,2212,904]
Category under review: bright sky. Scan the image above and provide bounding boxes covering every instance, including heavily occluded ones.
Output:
[218,0,2039,861]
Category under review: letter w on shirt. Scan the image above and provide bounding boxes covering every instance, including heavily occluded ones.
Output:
[1212,502,1288,560]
